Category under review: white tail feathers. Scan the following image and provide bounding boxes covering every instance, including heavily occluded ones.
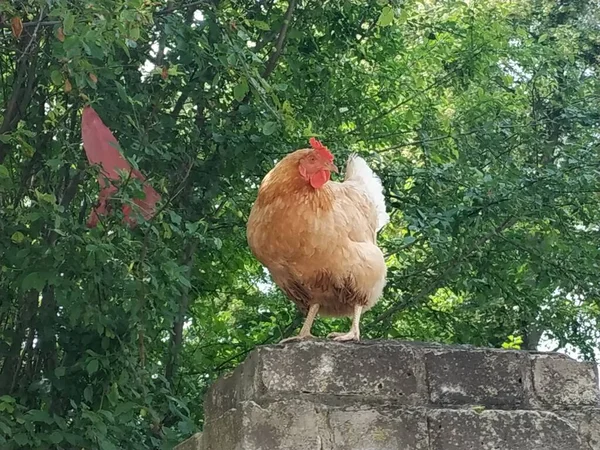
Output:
[344,154,390,231]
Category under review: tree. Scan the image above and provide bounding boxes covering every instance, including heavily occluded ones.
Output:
[0,0,598,448]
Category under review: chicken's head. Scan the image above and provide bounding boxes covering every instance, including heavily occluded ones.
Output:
[298,137,338,189]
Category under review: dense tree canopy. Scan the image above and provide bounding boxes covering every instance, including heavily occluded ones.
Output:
[1,0,599,448]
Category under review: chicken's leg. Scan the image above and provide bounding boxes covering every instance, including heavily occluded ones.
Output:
[327,305,363,342]
[279,303,320,343]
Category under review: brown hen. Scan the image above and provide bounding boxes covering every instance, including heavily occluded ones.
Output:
[247,138,389,342]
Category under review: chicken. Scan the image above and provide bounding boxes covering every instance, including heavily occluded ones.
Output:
[246,138,389,342]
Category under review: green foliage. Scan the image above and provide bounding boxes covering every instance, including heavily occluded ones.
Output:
[1,0,599,448]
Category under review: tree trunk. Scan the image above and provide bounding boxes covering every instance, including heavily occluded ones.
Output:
[165,240,198,383]
[0,290,38,395]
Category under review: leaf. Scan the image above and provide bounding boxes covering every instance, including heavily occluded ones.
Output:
[0,420,12,436]
[262,121,278,136]
[114,402,134,417]
[13,434,29,446]
[403,236,416,246]
[54,367,66,378]
[21,272,46,292]
[252,20,271,31]
[233,78,249,102]
[107,383,119,405]
[377,6,394,27]
[48,431,63,444]
[86,359,99,375]
[0,396,15,403]
[89,73,98,84]
[27,409,52,424]
[538,33,548,43]
[11,232,25,244]
[35,190,56,204]
[99,437,118,450]
[57,27,65,42]
[54,414,67,430]
[0,165,8,179]
[83,385,93,403]
[64,432,84,445]
[130,27,140,40]
[11,17,23,39]
[63,13,75,34]
[45,158,63,171]
[99,410,115,423]
[169,210,182,225]
[64,79,72,93]
[50,70,63,86]
[178,274,191,289]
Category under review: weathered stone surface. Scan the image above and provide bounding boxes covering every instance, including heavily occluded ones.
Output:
[202,400,596,450]
[426,349,528,408]
[173,433,203,450]
[206,340,599,420]
[189,341,600,450]
[204,399,428,450]
[563,408,600,450]
[204,340,428,421]
[203,400,320,450]
[324,405,428,450]
[204,349,262,420]
[258,341,426,401]
[532,355,599,407]
[201,406,242,450]
[428,409,588,450]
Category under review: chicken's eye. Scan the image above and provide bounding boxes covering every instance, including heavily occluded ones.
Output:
[308,155,316,162]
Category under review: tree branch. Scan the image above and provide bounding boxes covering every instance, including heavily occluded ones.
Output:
[18,7,45,63]
[165,239,198,382]
[261,0,297,79]
[0,27,41,163]
[0,1,210,31]
[156,0,211,16]
[0,20,59,29]
[371,215,517,327]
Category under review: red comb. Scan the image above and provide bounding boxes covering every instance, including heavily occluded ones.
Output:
[309,137,334,162]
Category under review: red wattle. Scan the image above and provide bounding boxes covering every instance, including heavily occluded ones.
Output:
[309,170,330,189]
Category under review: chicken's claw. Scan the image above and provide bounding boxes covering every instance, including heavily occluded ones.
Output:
[279,333,315,344]
[327,331,360,342]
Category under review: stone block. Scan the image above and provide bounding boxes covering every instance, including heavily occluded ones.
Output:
[532,354,599,407]
[203,400,595,450]
[564,408,600,450]
[204,349,262,420]
[204,341,428,421]
[203,399,430,450]
[203,400,321,450]
[258,341,426,401]
[428,409,587,450]
[196,341,600,450]
[325,405,428,450]
[425,349,529,408]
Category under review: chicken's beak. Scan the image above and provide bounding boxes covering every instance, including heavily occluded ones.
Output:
[327,162,339,173]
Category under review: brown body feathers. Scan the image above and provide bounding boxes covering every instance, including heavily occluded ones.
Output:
[247,148,389,318]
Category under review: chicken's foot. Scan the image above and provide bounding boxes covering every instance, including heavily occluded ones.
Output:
[279,304,320,344]
[327,305,363,342]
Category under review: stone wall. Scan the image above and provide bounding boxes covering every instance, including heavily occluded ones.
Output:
[176,340,600,450]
